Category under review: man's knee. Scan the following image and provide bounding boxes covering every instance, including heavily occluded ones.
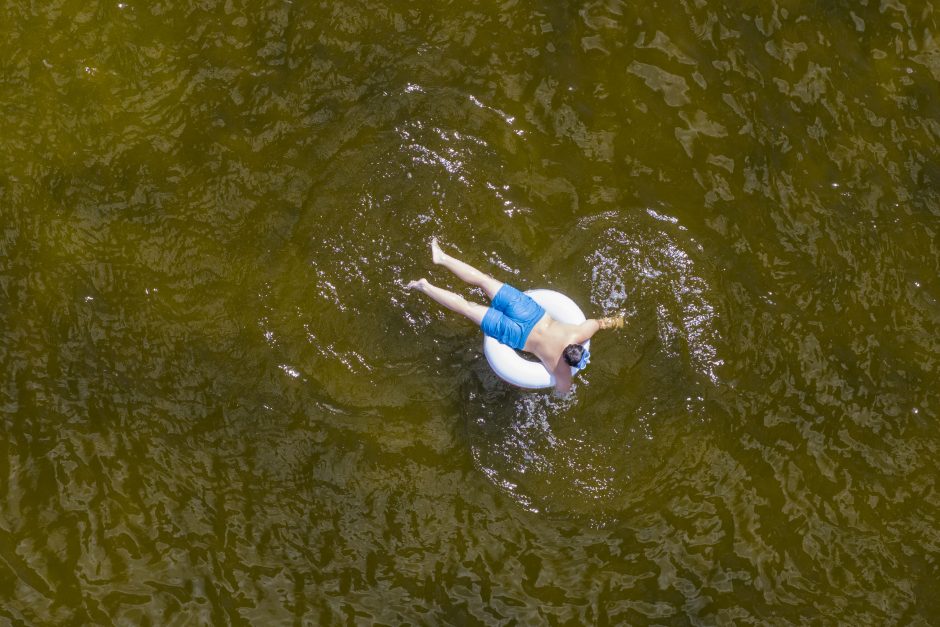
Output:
[484,280,504,300]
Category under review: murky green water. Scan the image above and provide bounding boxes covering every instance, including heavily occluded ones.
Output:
[2,0,939,623]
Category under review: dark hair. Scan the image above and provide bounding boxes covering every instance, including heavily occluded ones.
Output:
[563,344,585,367]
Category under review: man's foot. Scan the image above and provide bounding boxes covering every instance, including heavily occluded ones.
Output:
[406,278,428,291]
[431,238,445,264]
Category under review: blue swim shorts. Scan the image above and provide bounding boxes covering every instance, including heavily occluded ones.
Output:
[480,284,546,350]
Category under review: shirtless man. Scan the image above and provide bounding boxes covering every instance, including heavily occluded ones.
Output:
[407,239,623,394]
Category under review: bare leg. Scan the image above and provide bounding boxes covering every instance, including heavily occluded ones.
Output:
[431,238,503,299]
[407,278,488,325]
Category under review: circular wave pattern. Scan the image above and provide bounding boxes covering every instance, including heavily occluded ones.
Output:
[468,210,723,518]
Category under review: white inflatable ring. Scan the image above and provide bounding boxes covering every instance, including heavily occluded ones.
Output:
[483,289,590,389]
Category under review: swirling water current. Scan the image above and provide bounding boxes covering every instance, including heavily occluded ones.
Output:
[1,0,939,623]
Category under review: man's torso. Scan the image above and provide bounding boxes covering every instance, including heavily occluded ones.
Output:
[524,315,579,371]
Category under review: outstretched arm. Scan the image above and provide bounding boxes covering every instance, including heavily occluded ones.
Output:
[552,360,573,395]
[573,316,624,343]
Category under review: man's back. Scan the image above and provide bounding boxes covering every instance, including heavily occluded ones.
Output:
[524,317,593,393]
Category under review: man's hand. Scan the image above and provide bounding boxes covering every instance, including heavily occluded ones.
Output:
[597,316,624,330]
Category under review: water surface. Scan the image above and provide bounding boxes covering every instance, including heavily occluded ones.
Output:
[1,0,939,623]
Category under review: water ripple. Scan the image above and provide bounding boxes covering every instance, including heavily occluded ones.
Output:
[1,0,939,623]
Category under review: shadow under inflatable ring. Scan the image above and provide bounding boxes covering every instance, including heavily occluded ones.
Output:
[483,289,590,389]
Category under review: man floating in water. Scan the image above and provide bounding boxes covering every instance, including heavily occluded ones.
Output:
[407,239,624,394]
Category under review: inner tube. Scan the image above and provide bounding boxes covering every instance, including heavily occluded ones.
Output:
[483,289,590,389]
